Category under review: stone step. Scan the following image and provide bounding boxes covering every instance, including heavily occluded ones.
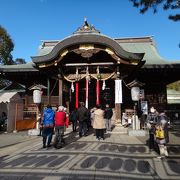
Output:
[128,129,147,136]
[110,126,128,134]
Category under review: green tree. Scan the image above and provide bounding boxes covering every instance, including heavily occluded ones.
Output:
[14,58,26,64]
[0,25,14,65]
[130,0,180,21]
[0,26,15,89]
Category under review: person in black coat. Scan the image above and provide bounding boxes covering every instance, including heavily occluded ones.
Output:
[69,108,78,132]
[76,102,89,137]
[104,104,113,132]
[146,106,159,151]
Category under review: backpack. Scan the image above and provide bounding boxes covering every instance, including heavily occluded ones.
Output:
[69,111,77,122]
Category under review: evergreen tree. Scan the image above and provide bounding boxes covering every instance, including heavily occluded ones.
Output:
[14,58,26,64]
[0,25,14,65]
[130,0,180,21]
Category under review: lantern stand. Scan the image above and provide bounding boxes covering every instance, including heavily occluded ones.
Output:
[28,84,47,135]
[126,80,146,136]
[131,86,140,130]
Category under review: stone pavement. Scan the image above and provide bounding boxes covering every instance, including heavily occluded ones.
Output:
[0,126,180,180]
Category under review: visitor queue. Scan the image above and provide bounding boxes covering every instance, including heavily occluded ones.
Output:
[40,103,113,148]
[40,103,169,159]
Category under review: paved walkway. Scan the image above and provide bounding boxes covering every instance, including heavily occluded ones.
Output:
[0,126,180,180]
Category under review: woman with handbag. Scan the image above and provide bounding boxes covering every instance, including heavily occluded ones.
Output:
[155,109,169,159]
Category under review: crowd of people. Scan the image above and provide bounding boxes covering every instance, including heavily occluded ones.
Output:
[40,102,170,159]
[40,102,113,148]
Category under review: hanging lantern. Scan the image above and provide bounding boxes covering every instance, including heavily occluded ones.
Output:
[29,84,47,104]
[33,89,42,104]
[131,87,140,101]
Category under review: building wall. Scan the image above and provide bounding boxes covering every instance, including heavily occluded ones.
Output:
[7,98,23,132]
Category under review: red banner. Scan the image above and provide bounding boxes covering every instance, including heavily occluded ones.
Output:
[75,82,79,109]
[96,80,100,105]
[85,79,89,108]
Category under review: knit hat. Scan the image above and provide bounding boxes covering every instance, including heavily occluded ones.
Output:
[58,106,64,111]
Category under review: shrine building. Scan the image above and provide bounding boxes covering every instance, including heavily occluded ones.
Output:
[0,20,180,132]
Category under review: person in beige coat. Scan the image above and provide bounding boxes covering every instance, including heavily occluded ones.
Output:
[93,104,106,140]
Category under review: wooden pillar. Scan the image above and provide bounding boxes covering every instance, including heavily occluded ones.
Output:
[115,103,121,124]
[59,79,63,106]
[24,94,28,108]
[47,78,50,104]
[115,66,122,124]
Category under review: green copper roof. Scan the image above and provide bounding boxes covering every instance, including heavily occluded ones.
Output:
[37,46,54,56]
[1,36,179,73]
[36,36,180,65]
[115,37,180,65]
[0,62,37,72]
[119,42,167,64]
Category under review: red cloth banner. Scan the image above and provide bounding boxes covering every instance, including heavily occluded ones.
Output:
[85,79,89,108]
[75,82,79,109]
[96,80,100,105]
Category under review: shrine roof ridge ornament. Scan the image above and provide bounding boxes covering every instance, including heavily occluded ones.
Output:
[73,18,100,35]
[31,19,145,65]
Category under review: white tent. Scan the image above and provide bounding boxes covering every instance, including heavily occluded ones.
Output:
[0,92,18,103]
[0,92,23,132]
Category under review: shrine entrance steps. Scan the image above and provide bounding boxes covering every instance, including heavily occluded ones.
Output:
[110,124,128,134]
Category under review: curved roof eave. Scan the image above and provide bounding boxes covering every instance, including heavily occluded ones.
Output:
[32,34,144,63]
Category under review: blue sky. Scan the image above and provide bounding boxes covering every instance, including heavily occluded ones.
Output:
[0,0,179,62]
